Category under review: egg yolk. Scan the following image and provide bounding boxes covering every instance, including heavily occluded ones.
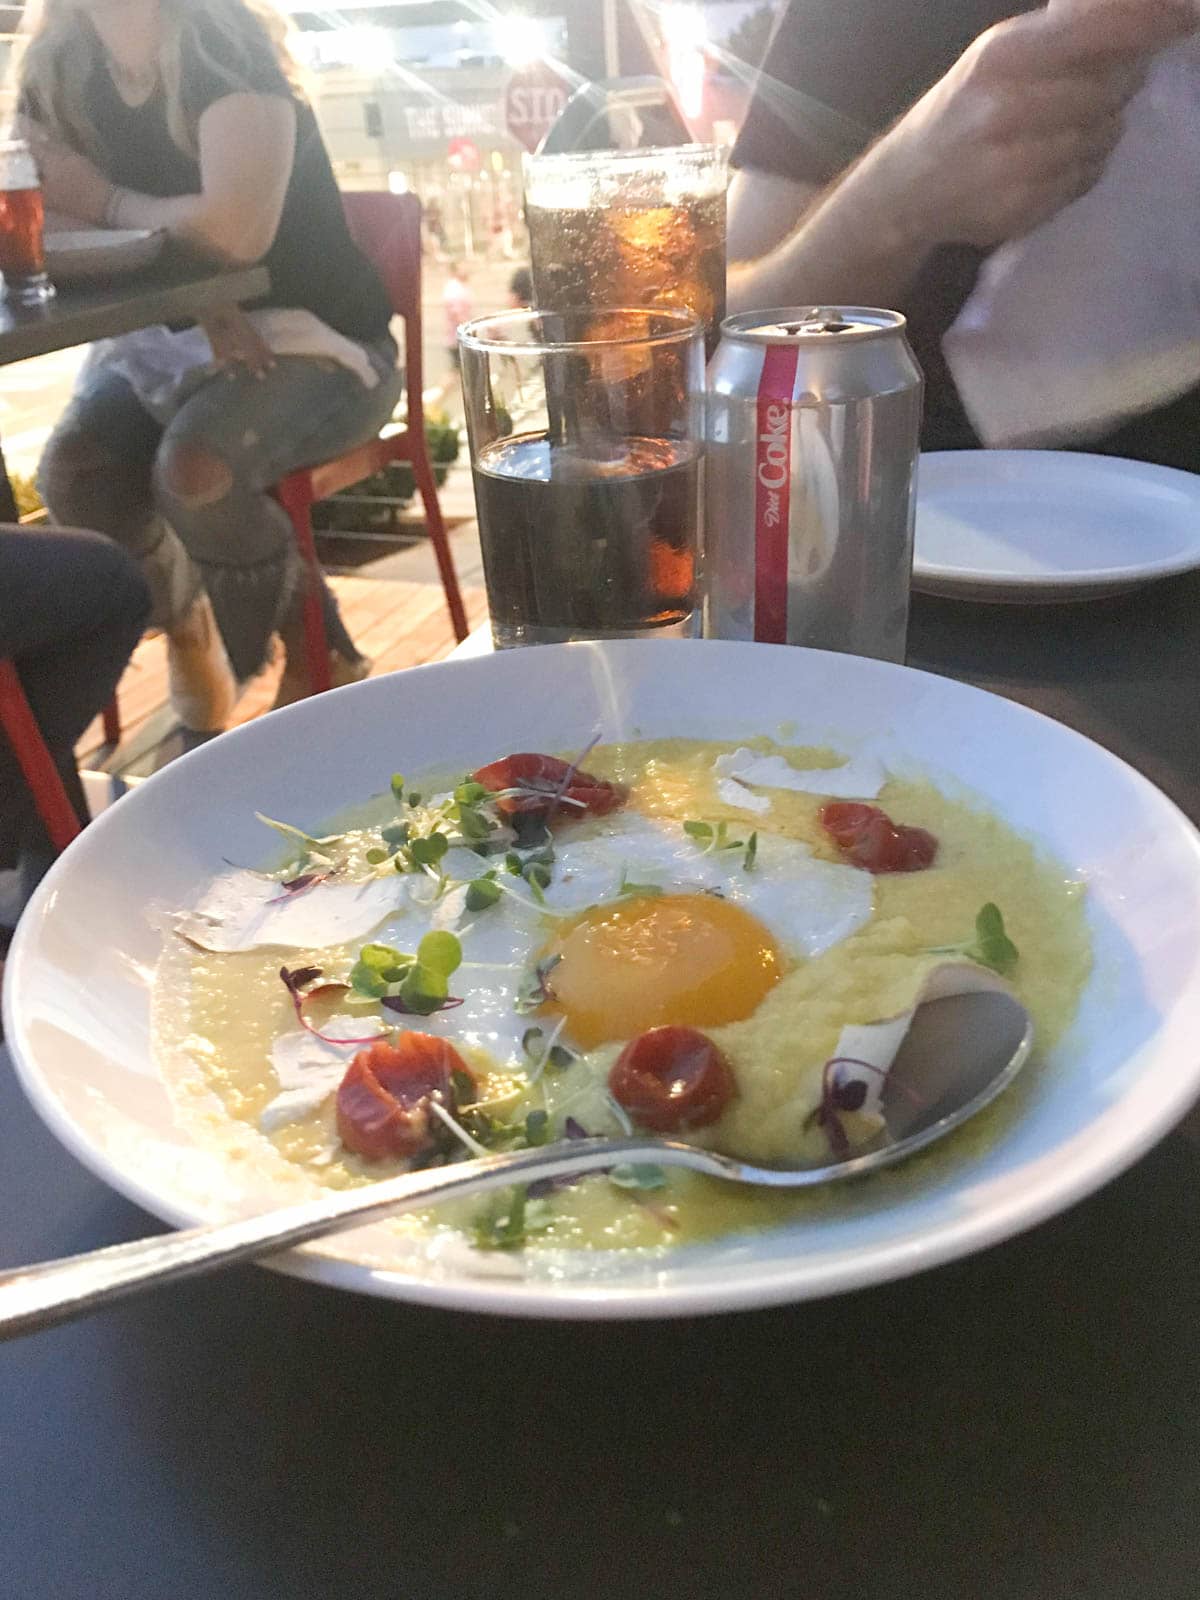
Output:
[542,893,782,1049]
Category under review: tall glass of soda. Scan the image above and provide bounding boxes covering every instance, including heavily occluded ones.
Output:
[459,306,705,649]
[524,145,727,357]
[0,140,54,307]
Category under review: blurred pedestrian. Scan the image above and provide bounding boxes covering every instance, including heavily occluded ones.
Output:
[507,266,533,309]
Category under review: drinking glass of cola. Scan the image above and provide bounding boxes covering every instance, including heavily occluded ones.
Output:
[0,139,54,307]
[459,306,705,649]
[524,145,727,357]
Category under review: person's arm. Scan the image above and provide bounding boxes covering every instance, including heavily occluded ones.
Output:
[729,0,1194,314]
[30,93,296,266]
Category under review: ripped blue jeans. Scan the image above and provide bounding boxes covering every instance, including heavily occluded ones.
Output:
[38,339,404,681]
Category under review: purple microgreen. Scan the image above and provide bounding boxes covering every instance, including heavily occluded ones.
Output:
[515,952,562,1013]
[380,993,464,1016]
[267,870,331,904]
[805,1054,923,1161]
[564,1116,589,1140]
[278,966,385,1046]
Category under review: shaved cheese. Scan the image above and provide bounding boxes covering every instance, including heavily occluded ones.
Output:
[714,747,887,800]
[259,1016,384,1131]
[823,961,1018,1126]
[715,776,772,814]
[179,871,401,953]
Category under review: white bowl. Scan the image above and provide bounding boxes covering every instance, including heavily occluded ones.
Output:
[7,640,1200,1317]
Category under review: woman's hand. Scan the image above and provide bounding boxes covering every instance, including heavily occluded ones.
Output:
[201,307,276,380]
[863,0,1195,251]
[24,127,112,226]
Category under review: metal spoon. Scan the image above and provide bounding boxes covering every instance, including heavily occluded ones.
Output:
[0,991,1031,1340]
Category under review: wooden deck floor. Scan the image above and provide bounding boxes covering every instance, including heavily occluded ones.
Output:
[77,513,488,778]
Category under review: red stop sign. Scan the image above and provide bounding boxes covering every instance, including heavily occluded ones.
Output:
[505,64,570,154]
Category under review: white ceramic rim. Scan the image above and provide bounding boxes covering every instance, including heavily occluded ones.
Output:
[912,450,1200,595]
[7,640,1200,1319]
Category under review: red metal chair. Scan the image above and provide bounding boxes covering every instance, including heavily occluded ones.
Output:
[276,190,469,695]
[0,658,82,854]
[101,191,468,739]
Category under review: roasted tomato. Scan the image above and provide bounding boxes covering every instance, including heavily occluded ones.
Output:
[337,1034,475,1161]
[609,1025,736,1133]
[472,752,627,822]
[819,801,938,874]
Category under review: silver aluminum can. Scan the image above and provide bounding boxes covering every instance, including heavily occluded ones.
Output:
[704,307,923,661]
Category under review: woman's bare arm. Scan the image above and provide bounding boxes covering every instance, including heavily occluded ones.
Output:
[34,93,296,265]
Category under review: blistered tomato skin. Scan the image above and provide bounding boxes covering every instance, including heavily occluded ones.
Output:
[609,1026,736,1133]
[472,753,627,821]
[820,802,938,874]
[337,1034,475,1161]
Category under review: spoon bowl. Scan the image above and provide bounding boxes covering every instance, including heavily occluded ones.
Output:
[0,990,1032,1341]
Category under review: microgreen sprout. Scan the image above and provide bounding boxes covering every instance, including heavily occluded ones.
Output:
[743,832,758,872]
[929,903,1019,975]
[804,1055,923,1161]
[465,873,502,912]
[617,869,663,899]
[266,870,332,903]
[350,931,464,1016]
[255,813,344,865]
[390,773,406,803]
[682,819,745,856]
[515,953,562,1014]
[520,1017,574,1083]
[428,1098,491,1159]
[278,965,386,1046]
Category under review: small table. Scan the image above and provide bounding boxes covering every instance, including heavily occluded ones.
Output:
[0,260,269,520]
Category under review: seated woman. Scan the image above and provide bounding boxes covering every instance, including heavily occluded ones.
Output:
[19,0,403,729]
[0,525,149,910]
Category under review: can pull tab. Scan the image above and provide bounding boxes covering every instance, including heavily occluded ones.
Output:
[784,310,858,336]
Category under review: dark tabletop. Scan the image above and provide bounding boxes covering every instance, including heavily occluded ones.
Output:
[0,260,269,368]
[3,578,1200,1600]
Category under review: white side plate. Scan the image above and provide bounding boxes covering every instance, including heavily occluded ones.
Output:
[913,450,1200,602]
[45,228,166,283]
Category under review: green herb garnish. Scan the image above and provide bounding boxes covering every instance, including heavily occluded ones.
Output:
[465,874,502,912]
[390,774,406,803]
[930,903,1019,975]
[743,832,758,872]
[682,819,744,855]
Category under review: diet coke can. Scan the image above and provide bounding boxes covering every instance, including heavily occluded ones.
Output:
[704,308,923,661]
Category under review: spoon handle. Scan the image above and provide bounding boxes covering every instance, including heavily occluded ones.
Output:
[0,1138,717,1341]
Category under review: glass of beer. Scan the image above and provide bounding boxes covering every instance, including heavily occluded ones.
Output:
[524,145,727,357]
[0,139,54,307]
[459,306,705,649]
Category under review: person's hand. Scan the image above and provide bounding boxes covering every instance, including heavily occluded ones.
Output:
[863,0,1196,251]
[22,125,112,226]
[200,307,276,380]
